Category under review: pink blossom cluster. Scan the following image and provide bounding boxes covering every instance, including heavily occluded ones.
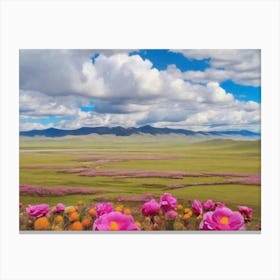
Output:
[21,193,254,231]
[26,204,50,218]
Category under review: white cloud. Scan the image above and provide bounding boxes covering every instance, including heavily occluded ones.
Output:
[19,90,80,117]
[20,122,54,131]
[173,49,261,86]
[19,50,261,132]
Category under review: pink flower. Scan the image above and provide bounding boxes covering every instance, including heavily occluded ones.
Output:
[203,199,215,211]
[215,202,226,208]
[160,193,177,212]
[237,206,253,222]
[165,210,178,219]
[93,211,140,231]
[26,204,49,218]
[19,202,23,209]
[199,206,245,230]
[141,199,160,216]
[52,203,65,214]
[95,202,114,217]
[192,200,203,216]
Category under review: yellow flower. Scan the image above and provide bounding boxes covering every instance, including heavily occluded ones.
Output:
[77,200,84,206]
[69,221,83,231]
[109,221,119,231]
[53,225,63,231]
[54,215,63,224]
[65,206,76,214]
[69,212,80,222]
[115,205,124,213]
[123,208,131,215]
[184,208,193,216]
[34,217,50,230]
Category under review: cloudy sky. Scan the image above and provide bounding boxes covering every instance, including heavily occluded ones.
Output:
[19,49,261,132]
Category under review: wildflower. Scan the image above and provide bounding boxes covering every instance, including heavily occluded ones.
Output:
[88,208,97,217]
[19,202,23,209]
[52,203,65,214]
[93,211,140,231]
[176,204,183,211]
[34,217,50,230]
[183,214,191,220]
[165,210,178,219]
[54,215,63,224]
[191,200,203,216]
[26,204,49,218]
[115,205,124,213]
[184,208,193,216]
[69,221,83,231]
[123,208,131,215]
[53,225,63,231]
[82,217,92,228]
[65,206,77,214]
[215,202,226,208]
[77,200,84,206]
[141,199,160,216]
[95,202,114,217]
[69,212,80,222]
[160,193,177,212]
[199,207,245,230]
[203,199,215,211]
[237,206,253,222]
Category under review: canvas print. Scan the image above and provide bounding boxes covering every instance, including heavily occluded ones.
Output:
[19,49,261,231]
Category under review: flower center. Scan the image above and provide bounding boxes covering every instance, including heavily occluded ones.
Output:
[109,221,119,230]
[220,216,229,225]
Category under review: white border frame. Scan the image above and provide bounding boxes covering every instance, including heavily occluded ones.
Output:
[1,1,279,279]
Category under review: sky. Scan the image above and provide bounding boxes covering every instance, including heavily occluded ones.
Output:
[19,49,261,132]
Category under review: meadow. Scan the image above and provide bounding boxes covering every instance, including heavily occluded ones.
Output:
[19,134,261,231]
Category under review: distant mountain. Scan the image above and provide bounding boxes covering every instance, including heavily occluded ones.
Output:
[19,125,261,138]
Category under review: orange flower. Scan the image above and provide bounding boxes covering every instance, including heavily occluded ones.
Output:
[69,212,80,222]
[77,200,84,206]
[34,217,50,230]
[65,206,76,214]
[53,225,63,231]
[184,208,193,216]
[123,208,131,215]
[69,221,83,231]
[54,215,63,224]
[176,204,183,211]
[88,208,97,217]
[82,217,91,228]
[183,214,191,221]
[115,205,124,213]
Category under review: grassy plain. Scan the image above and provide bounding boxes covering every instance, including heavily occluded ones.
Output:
[20,135,261,228]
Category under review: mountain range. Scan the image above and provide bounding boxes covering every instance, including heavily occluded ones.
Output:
[19,125,261,138]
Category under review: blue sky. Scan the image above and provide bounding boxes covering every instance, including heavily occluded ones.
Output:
[131,50,210,72]
[220,80,261,103]
[133,50,261,104]
[19,49,261,132]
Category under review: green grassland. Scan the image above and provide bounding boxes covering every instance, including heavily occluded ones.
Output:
[20,135,261,228]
